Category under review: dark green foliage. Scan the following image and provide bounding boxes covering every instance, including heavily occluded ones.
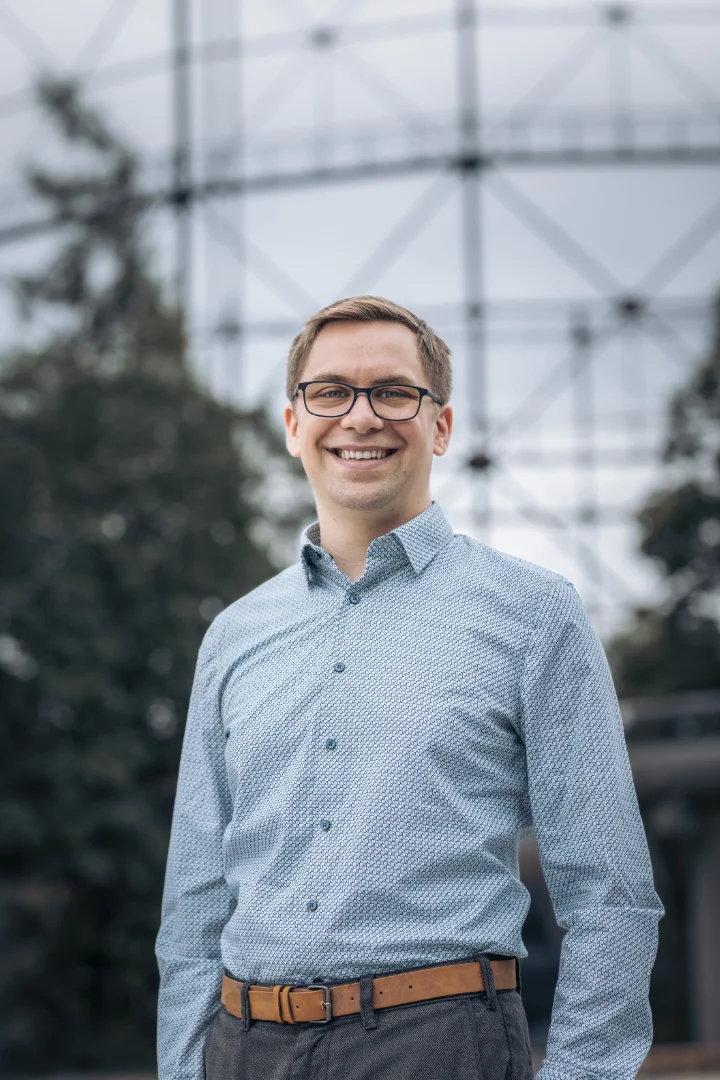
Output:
[607,297,720,696]
[0,79,312,1071]
[606,298,720,1044]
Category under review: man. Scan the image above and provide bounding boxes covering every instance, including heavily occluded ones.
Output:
[156,295,663,1080]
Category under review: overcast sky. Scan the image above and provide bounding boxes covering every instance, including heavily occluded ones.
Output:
[1,0,719,637]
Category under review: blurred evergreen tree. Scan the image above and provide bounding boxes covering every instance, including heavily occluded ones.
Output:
[607,297,720,695]
[0,78,313,1072]
[605,297,720,1044]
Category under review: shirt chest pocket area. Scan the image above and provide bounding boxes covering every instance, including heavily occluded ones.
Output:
[341,654,520,798]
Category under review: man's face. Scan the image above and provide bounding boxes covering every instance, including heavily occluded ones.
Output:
[284,320,452,515]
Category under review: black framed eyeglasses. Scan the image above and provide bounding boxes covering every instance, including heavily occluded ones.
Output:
[293,380,444,421]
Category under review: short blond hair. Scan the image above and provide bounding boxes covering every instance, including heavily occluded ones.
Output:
[286,295,452,406]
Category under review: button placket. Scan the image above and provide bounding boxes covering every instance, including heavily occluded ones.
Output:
[306,587,350,908]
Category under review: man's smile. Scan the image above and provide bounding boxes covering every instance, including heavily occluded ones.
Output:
[325,445,400,467]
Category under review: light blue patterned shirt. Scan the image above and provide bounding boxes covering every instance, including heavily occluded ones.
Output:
[156,499,663,1080]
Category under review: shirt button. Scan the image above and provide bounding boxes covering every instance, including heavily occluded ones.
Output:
[333,661,345,673]
[307,899,318,912]
[320,819,331,831]
[325,738,337,750]
[348,593,360,604]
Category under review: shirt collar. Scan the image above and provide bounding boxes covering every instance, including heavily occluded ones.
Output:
[299,500,454,579]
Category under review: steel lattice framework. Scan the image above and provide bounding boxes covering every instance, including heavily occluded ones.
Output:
[1,1,719,633]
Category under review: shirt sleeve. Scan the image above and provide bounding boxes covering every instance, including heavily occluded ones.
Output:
[155,616,235,1080]
[520,577,664,1080]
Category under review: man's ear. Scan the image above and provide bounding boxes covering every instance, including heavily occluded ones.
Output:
[284,402,301,458]
[432,403,452,456]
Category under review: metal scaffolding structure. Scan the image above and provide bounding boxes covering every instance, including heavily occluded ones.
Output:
[1,1,719,632]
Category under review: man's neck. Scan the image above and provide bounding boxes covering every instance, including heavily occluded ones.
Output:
[314,496,431,582]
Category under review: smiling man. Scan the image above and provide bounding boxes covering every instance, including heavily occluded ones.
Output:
[156,295,663,1080]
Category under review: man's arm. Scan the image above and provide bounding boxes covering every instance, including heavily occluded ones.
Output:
[520,577,664,1080]
[155,616,234,1080]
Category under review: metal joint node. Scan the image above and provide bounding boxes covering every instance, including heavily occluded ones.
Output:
[604,4,631,25]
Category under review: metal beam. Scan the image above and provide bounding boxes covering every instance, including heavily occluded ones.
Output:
[172,0,192,314]
[456,0,490,541]
[6,137,719,249]
[629,737,720,794]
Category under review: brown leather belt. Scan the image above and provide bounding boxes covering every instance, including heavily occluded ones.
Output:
[221,958,518,1024]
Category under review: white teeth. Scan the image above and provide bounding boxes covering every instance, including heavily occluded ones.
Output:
[337,449,390,460]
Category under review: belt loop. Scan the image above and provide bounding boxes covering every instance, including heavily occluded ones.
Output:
[280,985,296,1024]
[516,957,522,997]
[240,981,251,1031]
[271,985,284,1024]
[359,973,378,1030]
[477,955,498,1011]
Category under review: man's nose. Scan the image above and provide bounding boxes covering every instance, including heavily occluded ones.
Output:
[340,392,383,425]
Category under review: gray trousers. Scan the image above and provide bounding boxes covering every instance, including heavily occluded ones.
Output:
[203,957,535,1080]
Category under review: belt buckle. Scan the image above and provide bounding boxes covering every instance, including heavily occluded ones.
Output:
[303,982,332,1023]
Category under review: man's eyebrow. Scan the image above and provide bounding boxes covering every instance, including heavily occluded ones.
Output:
[307,372,418,386]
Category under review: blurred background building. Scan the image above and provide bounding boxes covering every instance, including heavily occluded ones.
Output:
[0,0,719,1074]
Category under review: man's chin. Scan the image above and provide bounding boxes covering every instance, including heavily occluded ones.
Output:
[325,480,397,512]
